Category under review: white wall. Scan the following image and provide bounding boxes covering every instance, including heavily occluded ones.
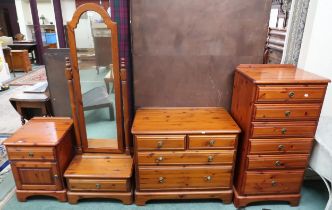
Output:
[298,0,332,117]
[60,0,76,24]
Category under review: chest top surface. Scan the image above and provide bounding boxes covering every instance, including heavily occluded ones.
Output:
[131,107,241,135]
[4,117,73,146]
[237,65,331,84]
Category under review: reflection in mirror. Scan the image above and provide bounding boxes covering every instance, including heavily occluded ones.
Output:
[75,11,117,149]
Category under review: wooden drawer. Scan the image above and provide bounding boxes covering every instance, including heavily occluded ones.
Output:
[188,135,237,149]
[251,122,316,138]
[67,178,129,192]
[247,154,309,170]
[136,135,186,151]
[243,170,304,195]
[256,85,326,103]
[249,138,313,154]
[138,166,232,190]
[253,104,321,121]
[137,150,235,166]
[7,146,55,161]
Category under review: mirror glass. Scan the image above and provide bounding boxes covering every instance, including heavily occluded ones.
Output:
[75,11,117,149]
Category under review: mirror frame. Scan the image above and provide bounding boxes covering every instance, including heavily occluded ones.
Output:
[67,3,124,153]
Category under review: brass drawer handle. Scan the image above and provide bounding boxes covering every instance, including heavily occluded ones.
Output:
[96,183,101,189]
[278,144,285,151]
[271,180,277,186]
[284,111,291,117]
[28,152,34,157]
[53,174,59,179]
[157,141,163,148]
[158,177,165,183]
[281,128,287,134]
[207,155,214,162]
[208,139,216,146]
[155,156,164,163]
[288,91,295,98]
[275,160,282,166]
[204,175,212,181]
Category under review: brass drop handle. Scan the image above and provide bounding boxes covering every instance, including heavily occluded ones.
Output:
[275,160,282,166]
[158,177,165,183]
[157,141,163,148]
[285,111,291,117]
[288,91,295,98]
[278,144,285,151]
[28,152,34,157]
[205,175,212,182]
[53,174,59,179]
[207,155,214,162]
[208,139,216,146]
[271,180,277,187]
[155,156,164,163]
[281,128,287,134]
[96,183,101,189]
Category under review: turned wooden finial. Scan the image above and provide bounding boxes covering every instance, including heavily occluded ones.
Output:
[65,57,73,80]
[120,57,126,69]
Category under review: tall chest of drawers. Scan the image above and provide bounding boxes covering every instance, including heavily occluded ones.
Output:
[231,64,330,207]
[4,117,75,202]
[131,108,241,205]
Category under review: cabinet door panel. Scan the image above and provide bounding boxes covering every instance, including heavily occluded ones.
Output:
[11,161,62,190]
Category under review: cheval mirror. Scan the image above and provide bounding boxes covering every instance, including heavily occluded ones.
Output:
[65,3,131,154]
[63,3,133,204]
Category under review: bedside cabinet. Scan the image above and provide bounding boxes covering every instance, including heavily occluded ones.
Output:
[131,108,241,205]
[4,117,75,202]
[231,64,330,207]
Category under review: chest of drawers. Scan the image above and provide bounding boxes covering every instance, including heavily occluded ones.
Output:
[231,64,330,207]
[4,117,75,202]
[131,108,241,205]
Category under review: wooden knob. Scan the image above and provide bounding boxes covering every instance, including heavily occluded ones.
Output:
[285,111,291,117]
[208,139,216,146]
[205,176,212,181]
[288,91,295,98]
[158,177,165,183]
[96,183,101,189]
[155,156,164,163]
[207,155,214,162]
[157,141,163,148]
[281,128,287,134]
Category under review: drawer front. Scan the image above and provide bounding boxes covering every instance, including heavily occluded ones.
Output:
[243,170,304,195]
[137,150,235,166]
[251,122,316,138]
[136,135,186,151]
[253,104,321,121]
[7,146,55,161]
[256,85,326,103]
[138,166,232,190]
[67,179,129,192]
[247,155,309,170]
[188,135,237,150]
[249,138,313,154]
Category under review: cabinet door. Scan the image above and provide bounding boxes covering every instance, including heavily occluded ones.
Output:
[11,161,62,190]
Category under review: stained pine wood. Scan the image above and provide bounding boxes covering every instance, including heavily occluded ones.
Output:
[4,117,75,202]
[131,108,241,135]
[132,107,240,205]
[231,64,330,207]
[67,179,129,192]
[137,150,235,166]
[138,166,232,190]
[248,138,314,154]
[253,104,321,121]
